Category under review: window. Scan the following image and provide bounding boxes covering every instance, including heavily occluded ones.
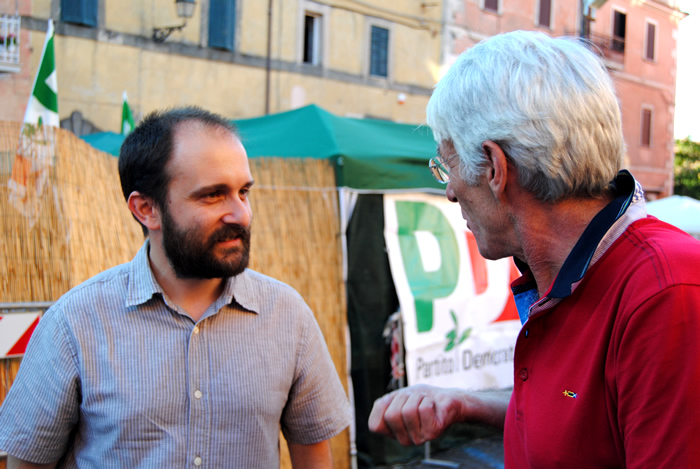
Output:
[369,25,389,78]
[298,2,328,66]
[641,107,653,147]
[612,10,626,53]
[303,14,321,65]
[537,0,552,28]
[60,0,97,27]
[644,21,656,61]
[209,0,236,51]
[0,14,21,73]
[483,0,499,13]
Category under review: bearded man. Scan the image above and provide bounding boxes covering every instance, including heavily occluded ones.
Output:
[0,107,350,469]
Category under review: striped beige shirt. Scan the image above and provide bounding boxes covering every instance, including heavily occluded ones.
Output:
[0,240,351,468]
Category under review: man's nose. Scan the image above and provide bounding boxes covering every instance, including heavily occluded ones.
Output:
[221,196,251,226]
[445,181,458,203]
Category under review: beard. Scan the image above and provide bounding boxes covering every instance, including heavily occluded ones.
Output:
[160,205,251,279]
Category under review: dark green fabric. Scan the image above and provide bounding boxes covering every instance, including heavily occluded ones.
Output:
[82,105,444,191]
[236,105,443,191]
[81,132,125,157]
[346,194,410,465]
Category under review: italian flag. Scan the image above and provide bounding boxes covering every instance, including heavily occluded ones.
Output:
[23,19,58,128]
[8,19,58,226]
[121,90,135,135]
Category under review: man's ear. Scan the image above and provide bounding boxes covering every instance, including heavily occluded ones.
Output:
[127,192,161,231]
[482,140,509,198]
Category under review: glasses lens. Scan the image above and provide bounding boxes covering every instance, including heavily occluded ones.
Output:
[429,156,450,184]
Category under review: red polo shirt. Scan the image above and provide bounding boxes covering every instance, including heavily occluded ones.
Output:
[505,174,700,468]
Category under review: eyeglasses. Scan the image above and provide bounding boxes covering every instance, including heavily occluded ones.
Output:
[429,155,452,184]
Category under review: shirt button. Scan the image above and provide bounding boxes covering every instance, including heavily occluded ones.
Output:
[194,390,202,399]
[194,457,202,466]
[519,368,529,381]
[193,326,200,334]
[525,329,529,338]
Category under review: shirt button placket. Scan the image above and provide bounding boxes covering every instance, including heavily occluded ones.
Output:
[188,323,209,467]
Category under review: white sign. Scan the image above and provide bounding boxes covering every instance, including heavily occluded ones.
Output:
[384,193,521,390]
[0,311,41,357]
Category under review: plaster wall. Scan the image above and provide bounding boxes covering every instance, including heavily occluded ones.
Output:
[593,0,682,196]
[3,0,441,129]
[0,0,33,122]
[33,32,431,132]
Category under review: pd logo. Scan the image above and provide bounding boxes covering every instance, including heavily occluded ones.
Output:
[387,197,519,336]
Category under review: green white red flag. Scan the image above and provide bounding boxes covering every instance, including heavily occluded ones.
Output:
[121,90,135,135]
[8,19,58,226]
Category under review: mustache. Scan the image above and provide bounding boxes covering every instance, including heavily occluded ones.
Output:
[208,224,251,244]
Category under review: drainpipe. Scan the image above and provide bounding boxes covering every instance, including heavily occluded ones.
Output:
[265,0,273,115]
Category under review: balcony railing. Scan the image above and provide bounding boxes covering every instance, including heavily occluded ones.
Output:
[586,31,625,65]
[0,14,21,73]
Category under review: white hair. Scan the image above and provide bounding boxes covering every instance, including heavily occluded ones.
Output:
[426,30,625,202]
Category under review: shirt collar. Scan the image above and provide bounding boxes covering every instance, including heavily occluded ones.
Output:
[511,170,647,322]
[219,270,261,315]
[125,239,164,308]
[547,170,637,298]
[125,239,260,315]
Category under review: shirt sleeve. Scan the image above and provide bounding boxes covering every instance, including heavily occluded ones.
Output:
[0,306,81,464]
[615,284,700,468]
[280,306,351,445]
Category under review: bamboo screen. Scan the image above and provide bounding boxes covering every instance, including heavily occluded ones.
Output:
[0,121,144,301]
[0,123,350,469]
[248,157,350,468]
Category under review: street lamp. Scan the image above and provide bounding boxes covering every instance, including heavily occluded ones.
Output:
[153,0,196,43]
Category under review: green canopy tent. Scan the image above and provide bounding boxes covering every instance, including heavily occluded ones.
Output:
[81,131,127,157]
[235,104,444,192]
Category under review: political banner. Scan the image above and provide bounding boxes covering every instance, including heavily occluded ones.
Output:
[384,193,521,390]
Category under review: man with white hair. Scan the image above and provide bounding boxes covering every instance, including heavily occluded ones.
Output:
[369,31,700,467]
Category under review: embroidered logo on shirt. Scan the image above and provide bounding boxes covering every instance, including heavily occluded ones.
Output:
[563,390,577,399]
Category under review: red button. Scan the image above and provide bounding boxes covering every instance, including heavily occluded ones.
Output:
[519,368,528,381]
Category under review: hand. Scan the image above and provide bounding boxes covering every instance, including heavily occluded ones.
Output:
[368,384,468,446]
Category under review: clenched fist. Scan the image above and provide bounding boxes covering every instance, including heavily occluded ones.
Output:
[368,384,510,446]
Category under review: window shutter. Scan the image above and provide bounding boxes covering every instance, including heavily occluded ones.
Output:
[641,109,652,147]
[61,0,97,27]
[209,0,236,51]
[538,0,551,28]
[645,23,656,61]
[370,26,388,78]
